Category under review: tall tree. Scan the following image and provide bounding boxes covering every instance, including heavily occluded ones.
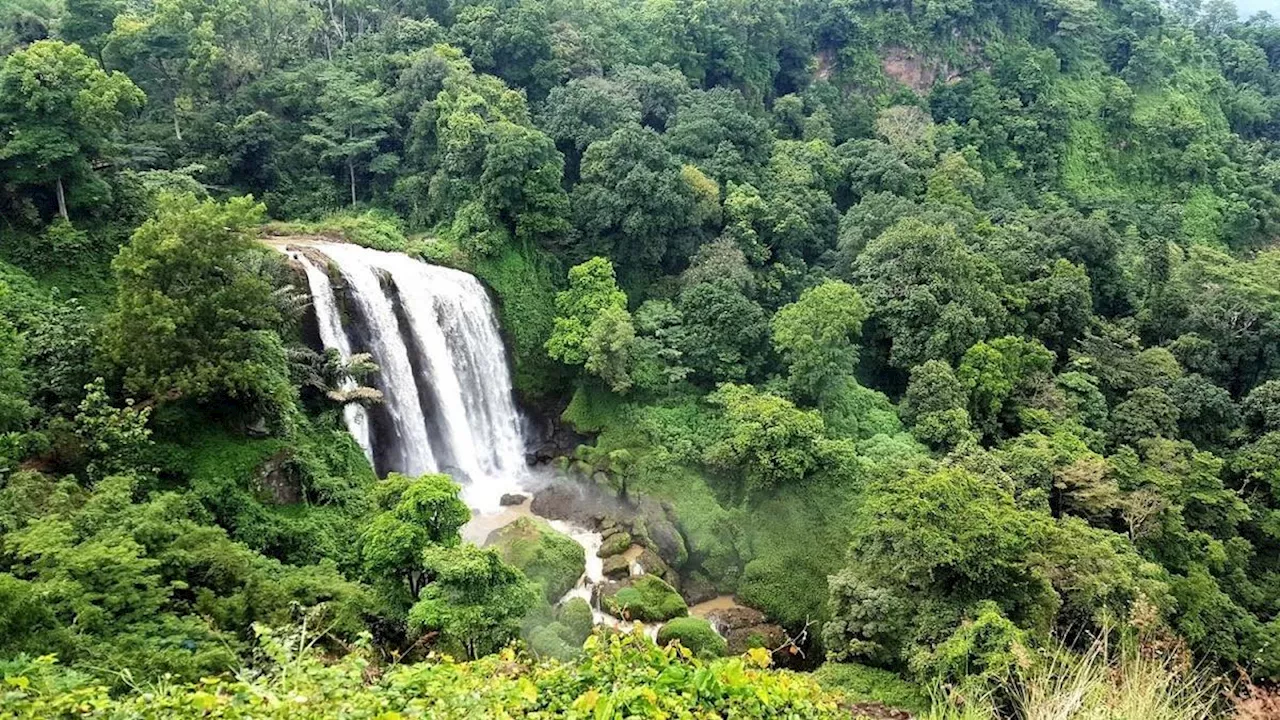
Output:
[0,40,143,220]
[304,68,394,207]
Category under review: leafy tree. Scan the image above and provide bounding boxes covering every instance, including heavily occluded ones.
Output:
[303,69,394,207]
[678,279,770,386]
[772,280,868,402]
[823,467,1056,667]
[957,337,1055,441]
[361,473,470,602]
[706,383,847,494]
[546,257,635,392]
[105,194,289,417]
[571,125,700,280]
[538,76,640,176]
[74,378,153,481]
[854,218,1010,371]
[408,543,538,659]
[0,40,143,220]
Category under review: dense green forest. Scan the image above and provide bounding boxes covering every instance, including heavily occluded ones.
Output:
[4,0,1280,716]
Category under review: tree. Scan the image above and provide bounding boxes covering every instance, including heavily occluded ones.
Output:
[678,279,770,386]
[957,337,1055,441]
[408,543,538,659]
[303,69,394,206]
[105,194,288,416]
[772,280,868,402]
[361,473,471,601]
[571,125,700,280]
[854,218,1010,371]
[705,383,846,494]
[0,40,143,220]
[546,257,636,392]
[823,467,1056,667]
[538,76,640,176]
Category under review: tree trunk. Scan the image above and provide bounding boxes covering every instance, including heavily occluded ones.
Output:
[55,177,68,221]
[349,160,357,206]
[173,108,183,142]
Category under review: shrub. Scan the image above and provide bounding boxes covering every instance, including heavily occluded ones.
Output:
[657,617,727,658]
[812,662,929,713]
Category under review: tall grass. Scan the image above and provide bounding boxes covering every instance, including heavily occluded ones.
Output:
[922,633,1227,720]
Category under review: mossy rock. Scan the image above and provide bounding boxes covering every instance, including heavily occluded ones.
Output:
[558,597,594,644]
[486,516,585,603]
[657,617,727,658]
[604,575,688,622]
[597,531,632,558]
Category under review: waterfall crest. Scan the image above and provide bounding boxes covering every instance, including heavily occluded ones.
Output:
[286,241,526,511]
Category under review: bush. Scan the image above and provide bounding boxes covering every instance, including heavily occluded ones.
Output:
[812,662,929,713]
[657,617,727,658]
[559,598,594,644]
[606,575,688,622]
[486,517,586,603]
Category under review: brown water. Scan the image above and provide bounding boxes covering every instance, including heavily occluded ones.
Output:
[689,595,742,618]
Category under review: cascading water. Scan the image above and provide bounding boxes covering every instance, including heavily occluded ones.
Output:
[284,241,528,512]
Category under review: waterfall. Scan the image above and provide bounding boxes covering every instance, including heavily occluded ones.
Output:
[285,241,527,511]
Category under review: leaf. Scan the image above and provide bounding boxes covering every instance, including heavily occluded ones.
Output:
[746,647,772,668]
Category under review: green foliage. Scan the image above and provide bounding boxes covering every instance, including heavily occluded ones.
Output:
[361,472,470,601]
[854,219,1010,371]
[0,40,143,220]
[706,383,843,494]
[1,630,845,718]
[546,257,630,379]
[106,194,294,424]
[772,280,868,402]
[813,662,929,713]
[408,543,538,659]
[656,616,727,658]
[73,377,152,481]
[485,516,585,603]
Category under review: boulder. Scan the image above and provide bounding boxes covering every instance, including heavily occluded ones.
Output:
[486,516,585,603]
[706,606,767,633]
[597,531,632,558]
[724,623,787,656]
[634,548,678,588]
[600,575,688,622]
[602,554,631,581]
[645,515,689,569]
[679,572,718,606]
[656,617,727,658]
[530,484,592,525]
[499,493,528,507]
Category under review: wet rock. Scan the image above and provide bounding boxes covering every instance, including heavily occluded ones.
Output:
[499,493,527,506]
[485,516,585,603]
[597,531,632,558]
[600,575,687,622]
[705,606,767,632]
[646,515,688,569]
[680,572,718,606]
[602,555,631,581]
[530,484,586,524]
[724,623,787,656]
[635,548,678,589]
[257,451,300,505]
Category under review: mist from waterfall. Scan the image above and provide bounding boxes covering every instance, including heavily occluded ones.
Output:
[287,241,527,512]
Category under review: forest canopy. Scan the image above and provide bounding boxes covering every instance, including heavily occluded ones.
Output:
[4,0,1280,717]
